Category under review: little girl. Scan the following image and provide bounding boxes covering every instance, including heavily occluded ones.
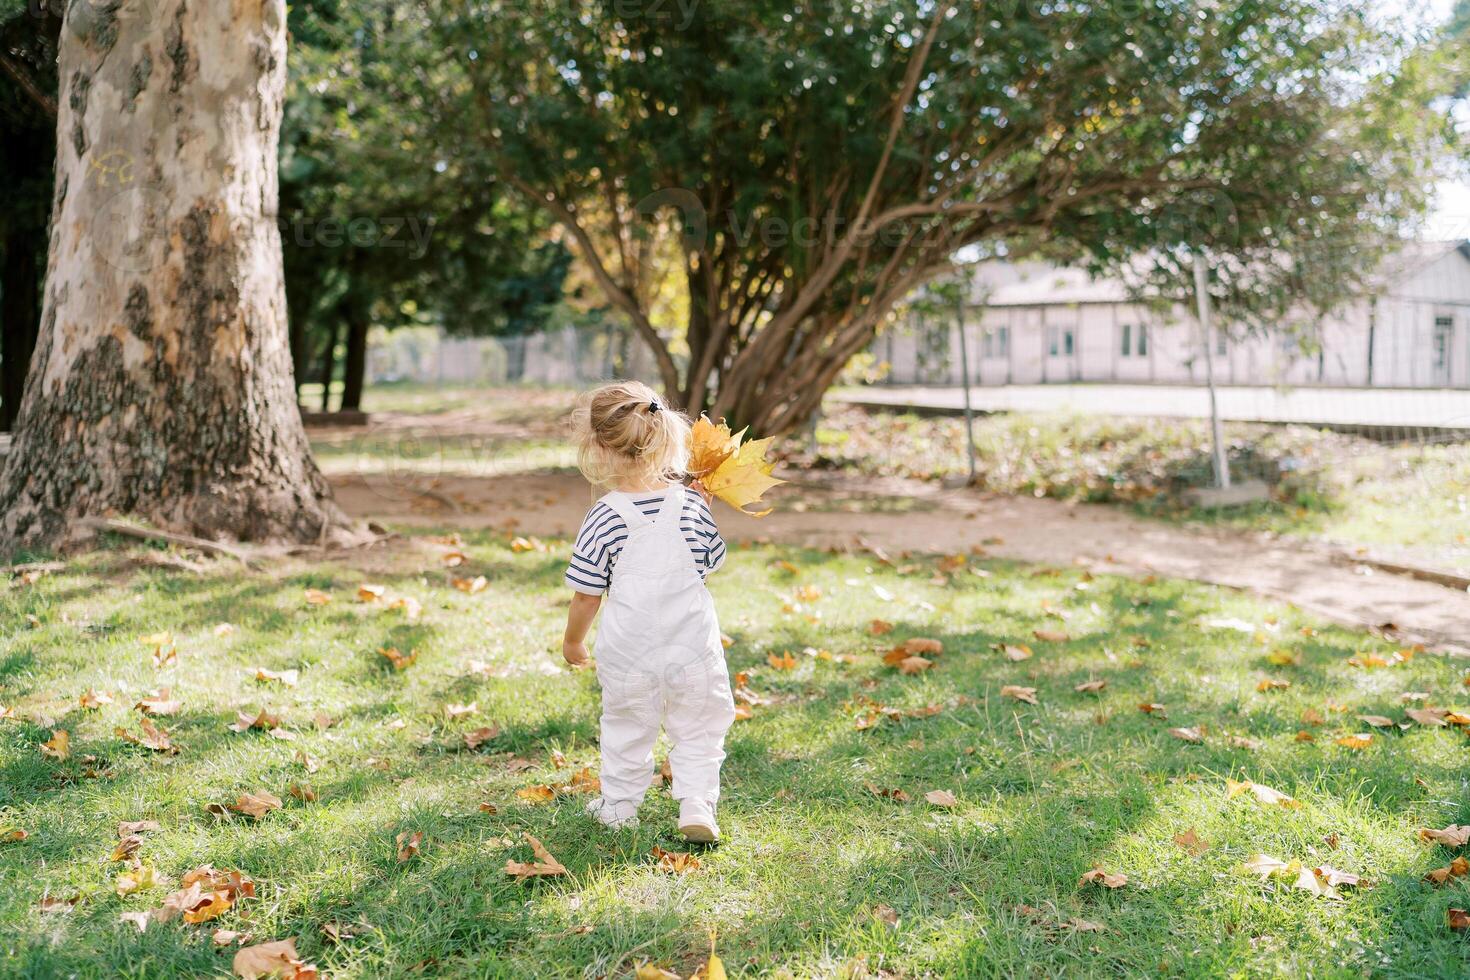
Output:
[562,380,737,841]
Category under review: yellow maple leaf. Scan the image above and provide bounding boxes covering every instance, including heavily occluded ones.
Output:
[689,416,785,517]
[688,416,741,478]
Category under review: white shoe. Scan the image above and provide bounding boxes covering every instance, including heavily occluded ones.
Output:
[677,798,720,842]
[585,797,639,829]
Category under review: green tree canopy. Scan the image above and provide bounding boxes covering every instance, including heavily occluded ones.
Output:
[412,0,1457,433]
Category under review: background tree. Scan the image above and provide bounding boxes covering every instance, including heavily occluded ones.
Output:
[429,0,1456,435]
[279,0,571,411]
[0,0,353,551]
[0,0,60,432]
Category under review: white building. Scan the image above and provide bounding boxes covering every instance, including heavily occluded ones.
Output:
[877,241,1470,390]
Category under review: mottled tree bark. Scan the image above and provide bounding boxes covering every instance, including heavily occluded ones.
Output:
[0,0,355,552]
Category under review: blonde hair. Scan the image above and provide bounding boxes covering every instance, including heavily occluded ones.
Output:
[571,380,691,489]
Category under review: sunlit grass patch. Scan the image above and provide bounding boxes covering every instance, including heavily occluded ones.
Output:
[3,533,1469,976]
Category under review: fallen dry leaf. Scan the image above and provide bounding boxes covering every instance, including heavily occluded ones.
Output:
[897,655,933,675]
[1256,678,1291,692]
[1001,685,1038,705]
[379,647,417,671]
[135,688,181,717]
[1420,825,1470,848]
[1406,707,1448,727]
[112,834,143,861]
[868,619,894,636]
[39,894,80,913]
[1079,868,1127,889]
[1172,828,1208,856]
[1168,726,1204,744]
[303,589,332,606]
[1033,629,1071,644]
[1425,856,1470,885]
[1074,679,1106,693]
[504,832,567,878]
[231,791,283,820]
[1449,908,1470,930]
[452,575,489,595]
[652,846,701,874]
[39,729,70,761]
[1357,715,1395,728]
[767,651,797,670]
[464,726,501,750]
[396,830,423,862]
[116,718,177,754]
[924,789,958,808]
[79,689,114,709]
[254,668,298,687]
[994,643,1033,662]
[387,596,422,620]
[516,785,557,804]
[1226,778,1299,809]
[1336,733,1374,750]
[230,709,281,733]
[115,863,163,897]
[233,938,317,980]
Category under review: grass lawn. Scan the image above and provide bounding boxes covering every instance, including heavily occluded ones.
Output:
[5,529,1470,977]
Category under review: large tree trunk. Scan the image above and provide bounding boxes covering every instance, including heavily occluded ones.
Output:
[1,238,41,433]
[0,0,354,552]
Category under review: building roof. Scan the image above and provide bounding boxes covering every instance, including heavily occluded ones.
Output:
[973,240,1469,309]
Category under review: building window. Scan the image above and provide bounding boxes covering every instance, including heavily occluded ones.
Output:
[1216,334,1227,357]
[1434,316,1453,371]
[993,326,1010,358]
[1120,323,1147,358]
[1048,326,1076,357]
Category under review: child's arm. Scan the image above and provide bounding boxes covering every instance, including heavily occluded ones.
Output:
[688,486,727,577]
[562,592,600,667]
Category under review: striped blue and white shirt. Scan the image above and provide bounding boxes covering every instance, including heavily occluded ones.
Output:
[564,488,726,595]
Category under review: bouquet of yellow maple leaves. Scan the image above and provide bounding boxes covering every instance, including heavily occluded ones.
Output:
[687,416,785,517]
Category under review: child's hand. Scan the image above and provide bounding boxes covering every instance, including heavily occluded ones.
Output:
[689,479,714,504]
[562,640,590,668]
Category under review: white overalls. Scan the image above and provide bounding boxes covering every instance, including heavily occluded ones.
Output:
[594,485,736,806]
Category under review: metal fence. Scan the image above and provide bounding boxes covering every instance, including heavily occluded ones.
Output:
[367,324,660,387]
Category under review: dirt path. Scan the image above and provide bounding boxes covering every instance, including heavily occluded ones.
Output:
[330,467,1470,655]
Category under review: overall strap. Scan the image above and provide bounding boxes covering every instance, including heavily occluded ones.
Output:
[654,484,685,526]
[600,492,652,531]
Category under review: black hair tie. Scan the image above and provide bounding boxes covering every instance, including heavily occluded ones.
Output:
[648,400,661,414]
